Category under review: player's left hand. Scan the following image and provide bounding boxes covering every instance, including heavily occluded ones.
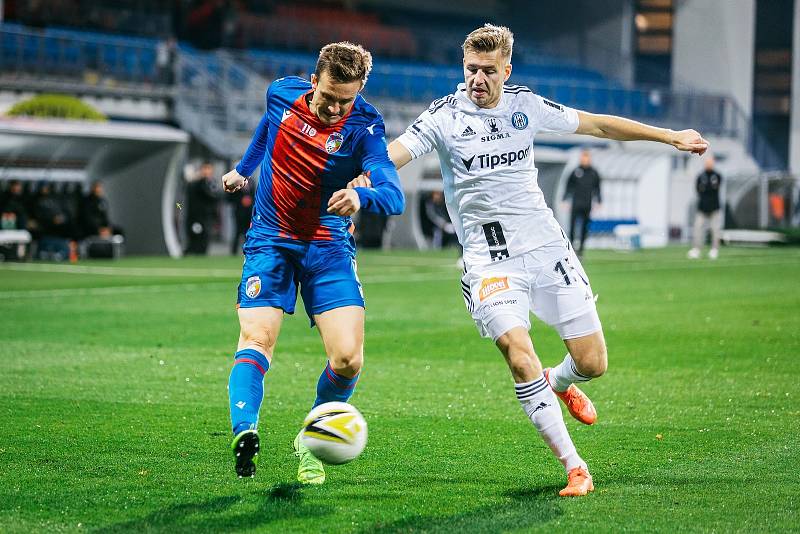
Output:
[671,129,709,155]
[327,189,361,216]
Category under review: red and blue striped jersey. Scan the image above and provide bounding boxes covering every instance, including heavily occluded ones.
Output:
[236,76,404,242]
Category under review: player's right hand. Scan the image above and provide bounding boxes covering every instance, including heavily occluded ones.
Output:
[222,169,247,193]
[671,129,709,155]
[346,174,372,189]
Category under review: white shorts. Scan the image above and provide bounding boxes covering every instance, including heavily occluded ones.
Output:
[461,240,601,341]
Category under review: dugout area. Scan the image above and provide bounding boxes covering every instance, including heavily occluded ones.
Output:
[0,117,188,257]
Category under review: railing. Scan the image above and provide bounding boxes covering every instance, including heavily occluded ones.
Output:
[173,47,266,159]
[0,23,163,86]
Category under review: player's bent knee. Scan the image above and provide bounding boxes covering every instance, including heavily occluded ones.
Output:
[238,328,277,357]
[328,347,364,377]
[577,344,607,378]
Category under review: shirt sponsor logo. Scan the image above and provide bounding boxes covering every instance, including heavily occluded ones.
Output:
[325,132,344,154]
[480,132,511,142]
[461,146,531,171]
[245,276,261,298]
[511,112,529,130]
[479,276,510,301]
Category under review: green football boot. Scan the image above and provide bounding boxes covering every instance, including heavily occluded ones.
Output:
[231,429,260,478]
[293,430,325,485]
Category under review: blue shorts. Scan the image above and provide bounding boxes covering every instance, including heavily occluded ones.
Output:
[237,236,364,323]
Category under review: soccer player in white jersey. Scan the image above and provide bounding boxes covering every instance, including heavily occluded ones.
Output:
[351,24,708,496]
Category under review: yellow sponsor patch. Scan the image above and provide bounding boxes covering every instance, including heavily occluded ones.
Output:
[479,276,509,301]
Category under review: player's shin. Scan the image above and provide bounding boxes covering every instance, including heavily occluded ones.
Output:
[313,361,359,408]
[515,376,586,471]
[228,348,270,435]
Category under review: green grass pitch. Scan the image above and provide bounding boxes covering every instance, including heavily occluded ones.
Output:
[0,247,798,533]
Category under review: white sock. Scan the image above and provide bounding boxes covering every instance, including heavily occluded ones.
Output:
[515,376,585,471]
[549,353,591,393]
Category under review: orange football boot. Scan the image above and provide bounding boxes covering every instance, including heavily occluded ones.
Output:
[560,466,594,497]
[544,368,597,425]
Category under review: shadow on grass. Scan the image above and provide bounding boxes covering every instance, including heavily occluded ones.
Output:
[94,482,330,533]
[361,485,564,533]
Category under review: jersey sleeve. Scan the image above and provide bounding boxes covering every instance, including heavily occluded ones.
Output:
[531,94,579,134]
[235,82,275,177]
[354,120,405,216]
[395,102,443,159]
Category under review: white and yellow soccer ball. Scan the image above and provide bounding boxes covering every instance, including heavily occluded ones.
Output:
[301,401,367,465]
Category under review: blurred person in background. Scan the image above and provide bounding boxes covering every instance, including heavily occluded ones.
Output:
[34,182,77,261]
[184,162,218,255]
[228,177,254,255]
[156,36,177,85]
[562,149,601,257]
[1,180,29,232]
[354,210,387,249]
[423,190,458,249]
[688,155,722,260]
[80,181,123,239]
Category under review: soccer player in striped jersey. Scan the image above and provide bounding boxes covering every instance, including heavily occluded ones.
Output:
[351,24,708,496]
[222,42,404,484]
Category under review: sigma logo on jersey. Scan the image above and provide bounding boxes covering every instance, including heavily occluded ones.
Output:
[511,112,529,130]
[461,146,531,171]
[479,276,510,301]
[325,132,344,153]
[245,276,261,298]
[483,117,504,134]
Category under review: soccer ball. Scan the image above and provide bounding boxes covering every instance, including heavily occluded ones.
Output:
[301,401,367,465]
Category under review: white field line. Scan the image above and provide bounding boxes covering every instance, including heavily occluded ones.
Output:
[0,256,797,300]
[0,273,459,300]
[0,282,227,299]
[0,262,240,278]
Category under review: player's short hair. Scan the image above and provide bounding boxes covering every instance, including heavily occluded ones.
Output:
[314,42,373,86]
[462,24,514,62]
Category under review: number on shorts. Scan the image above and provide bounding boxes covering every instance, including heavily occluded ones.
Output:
[554,260,571,285]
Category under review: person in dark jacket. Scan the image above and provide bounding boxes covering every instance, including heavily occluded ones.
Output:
[185,162,218,255]
[228,177,254,255]
[1,180,29,231]
[80,181,121,238]
[562,149,601,256]
[688,155,722,260]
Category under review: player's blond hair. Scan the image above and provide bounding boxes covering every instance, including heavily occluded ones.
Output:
[462,24,514,62]
[314,42,373,86]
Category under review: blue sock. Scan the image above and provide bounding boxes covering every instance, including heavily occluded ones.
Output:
[229,348,270,435]
[313,361,359,408]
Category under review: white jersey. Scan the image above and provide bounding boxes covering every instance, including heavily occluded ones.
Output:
[397,83,579,268]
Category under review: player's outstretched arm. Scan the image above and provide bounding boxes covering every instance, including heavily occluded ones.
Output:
[575,111,709,155]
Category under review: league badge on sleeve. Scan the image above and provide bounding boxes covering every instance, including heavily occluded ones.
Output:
[511,112,529,130]
[325,132,344,154]
[245,276,262,299]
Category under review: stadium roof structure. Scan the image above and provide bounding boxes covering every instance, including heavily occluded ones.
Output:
[0,117,189,256]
